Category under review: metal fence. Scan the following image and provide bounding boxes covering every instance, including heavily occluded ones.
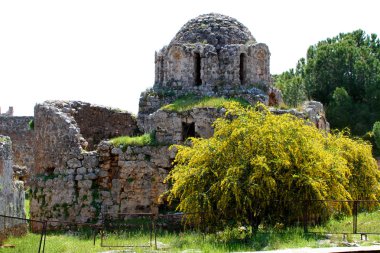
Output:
[0,214,47,253]
[100,212,156,248]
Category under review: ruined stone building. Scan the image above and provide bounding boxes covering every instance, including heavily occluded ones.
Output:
[0,13,329,228]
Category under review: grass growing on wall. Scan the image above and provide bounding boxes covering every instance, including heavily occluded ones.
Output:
[110,132,157,151]
[161,95,250,112]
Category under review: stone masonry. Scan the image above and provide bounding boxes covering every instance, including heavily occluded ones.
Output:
[33,101,138,174]
[0,136,26,243]
[138,13,272,131]
[30,101,159,227]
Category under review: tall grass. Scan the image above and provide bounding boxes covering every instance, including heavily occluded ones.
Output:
[110,132,157,151]
[161,95,250,112]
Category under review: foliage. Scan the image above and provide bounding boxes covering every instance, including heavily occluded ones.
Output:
[273,59,307,107]
[161,95,250,112]
[165,102,380,229]
[304,30,380,135]
[373,121,380,150]
[275,30,380,135]
[110,132,157,151]
[326,87,353,130]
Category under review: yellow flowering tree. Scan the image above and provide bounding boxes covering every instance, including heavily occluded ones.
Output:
[165,102,380,229]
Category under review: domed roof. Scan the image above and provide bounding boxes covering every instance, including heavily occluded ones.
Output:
[169,13,256,49]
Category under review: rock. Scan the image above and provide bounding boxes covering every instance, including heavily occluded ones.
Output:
[85,173,97,180]
[82,155,98,169]
[77,167,87,174]
[67,158,82,169]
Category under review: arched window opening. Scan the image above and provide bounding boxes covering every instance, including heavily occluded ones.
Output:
[182,122,196,141]
[194,53,202,86]
[240,53,246,84]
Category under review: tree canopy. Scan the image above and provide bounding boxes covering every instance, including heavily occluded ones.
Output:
[274,30,380,135]
[165,102,380,229]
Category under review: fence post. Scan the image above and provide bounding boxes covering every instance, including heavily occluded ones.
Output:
[38,221,46,253]
[42,221,47,253]
[353,201,358,234]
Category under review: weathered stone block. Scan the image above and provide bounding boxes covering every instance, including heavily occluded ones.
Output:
[82,155,98,169]
[67,158,82,169]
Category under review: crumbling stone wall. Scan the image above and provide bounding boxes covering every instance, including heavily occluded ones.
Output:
[0,116,34,171]
[30,141,171,226]
[34,102,83,174]
[68,102,138,150]
[0,136,26,242]
[33,101,138,174]
[271,101,330,132]
[30,101,163,226]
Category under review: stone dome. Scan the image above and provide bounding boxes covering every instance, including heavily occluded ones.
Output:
[169,13,256,49]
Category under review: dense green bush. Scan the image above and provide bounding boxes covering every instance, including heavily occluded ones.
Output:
[165,102,380,229]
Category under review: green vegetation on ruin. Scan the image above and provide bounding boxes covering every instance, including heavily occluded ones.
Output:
[28,119,34,130]
[110,132,157,151]
[0,136,10,143]
[160,95,250,112]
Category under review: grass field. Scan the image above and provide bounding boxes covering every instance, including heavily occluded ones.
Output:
[1,229,325,253]
[3,210,380,252]
[7,191,380,252]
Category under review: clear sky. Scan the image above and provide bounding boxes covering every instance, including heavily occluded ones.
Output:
[0,0,379,116]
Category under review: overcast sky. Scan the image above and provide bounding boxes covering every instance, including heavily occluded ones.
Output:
[1,0,379,116]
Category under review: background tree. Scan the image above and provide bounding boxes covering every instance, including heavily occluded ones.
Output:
[273,59,306,107]
[326,87,353,130]
[304,30,380,135]
[373,121,380,149]
[274,30,380,135]
[165,102,380,229]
